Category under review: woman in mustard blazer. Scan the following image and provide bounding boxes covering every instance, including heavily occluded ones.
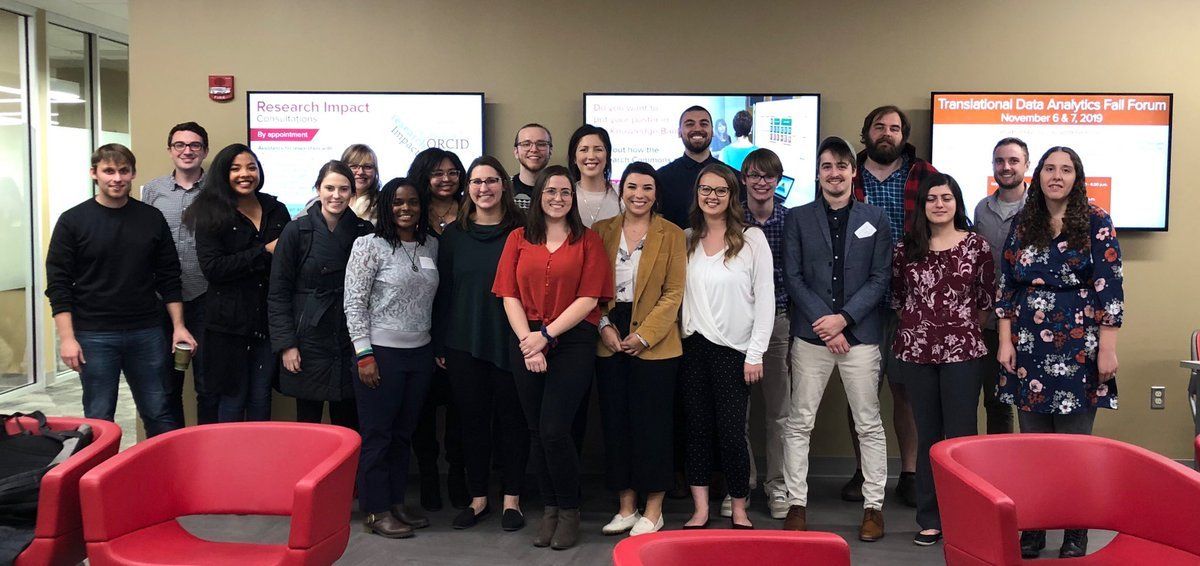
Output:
[592,161,687,537]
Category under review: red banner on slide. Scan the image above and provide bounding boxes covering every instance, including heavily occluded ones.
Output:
[251,128,319,142]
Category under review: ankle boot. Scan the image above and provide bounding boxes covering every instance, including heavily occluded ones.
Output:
[1020,530,1046,558]
[533,506,558,548]
[551,508,581,550]
[1060,529,1088,558]
[364,512,414,539]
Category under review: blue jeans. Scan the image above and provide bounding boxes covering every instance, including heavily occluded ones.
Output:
[76,326,179,437]
[217,335,276,423]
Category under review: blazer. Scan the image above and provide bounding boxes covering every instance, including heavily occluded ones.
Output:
[782,198,892,345]
[592,213,687,360]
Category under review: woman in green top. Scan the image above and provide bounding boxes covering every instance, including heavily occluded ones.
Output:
[434,155,530,531]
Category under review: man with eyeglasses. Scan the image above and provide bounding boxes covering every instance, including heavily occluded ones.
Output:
[658,105,723,229]
[512,123,553,210]
[781,136,890,541]
[141,121,215,425]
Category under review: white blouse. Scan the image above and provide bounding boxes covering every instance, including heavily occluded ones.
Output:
[681,227,775,365]
[614,232,644,303]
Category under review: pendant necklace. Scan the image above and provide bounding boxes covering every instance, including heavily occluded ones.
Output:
[399,241,420,272]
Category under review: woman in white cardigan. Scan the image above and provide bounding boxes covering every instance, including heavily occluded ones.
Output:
[679,163,774,530]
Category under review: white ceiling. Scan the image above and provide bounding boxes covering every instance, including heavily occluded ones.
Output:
[22,0,128,36]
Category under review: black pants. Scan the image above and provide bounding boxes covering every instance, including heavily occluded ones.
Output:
[162,297,218,425]
[1018,409,1097,434]
[680,333,750,499]
[446,348,529,497]
[512,321,597,510]
[902,358,982,530]
[981,329,1015,433]
[296,397,358,429]
[412,365,464,475]
[355,344,435,513]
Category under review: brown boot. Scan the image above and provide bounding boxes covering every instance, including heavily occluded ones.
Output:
[783,505,807,531]
[859,508,884,542]
[533,506,558,548]
[551,508,581,550]
[365,512,414,539]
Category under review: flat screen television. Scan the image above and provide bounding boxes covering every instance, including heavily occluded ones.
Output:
[584,93,820,208]
[930,92,1172,230]
[247,91,484,216]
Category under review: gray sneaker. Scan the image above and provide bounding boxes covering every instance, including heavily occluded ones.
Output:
[768,493,790,519]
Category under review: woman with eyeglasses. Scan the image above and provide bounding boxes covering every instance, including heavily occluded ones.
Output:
[405,147,470,511]
[680,163,774,530]
[492,165,613,550]
[343,144,381,224]
[434,156,530,532]
[568,124,621,228]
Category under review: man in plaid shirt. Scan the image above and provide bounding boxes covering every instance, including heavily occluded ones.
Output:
[842,105,939,508]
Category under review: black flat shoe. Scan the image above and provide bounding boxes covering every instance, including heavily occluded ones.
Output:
[682,520,710,530]
[452,505,491,529]
[1020,530,1046,558]
[501,508,525,531]
[730,518,754,530]
[913,531,942,546]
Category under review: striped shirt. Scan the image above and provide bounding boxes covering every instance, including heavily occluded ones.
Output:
[142,172,207,301]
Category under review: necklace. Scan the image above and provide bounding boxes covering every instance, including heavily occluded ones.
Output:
[398,241,420,272]
[578,183,608,225]
[433,201,455,228]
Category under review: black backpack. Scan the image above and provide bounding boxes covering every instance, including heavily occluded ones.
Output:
[0,412,93,526]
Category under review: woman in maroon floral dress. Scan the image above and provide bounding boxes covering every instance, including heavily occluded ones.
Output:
[891,172,995,547]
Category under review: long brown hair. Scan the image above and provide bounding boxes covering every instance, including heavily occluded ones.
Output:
[524,165,585,245]
[460,155,524,232]
[1014,146,1090,251]
[686,163,746,262]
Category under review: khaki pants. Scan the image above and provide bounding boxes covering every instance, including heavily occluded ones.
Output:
[744,312,791,497]
[783,339,887,509]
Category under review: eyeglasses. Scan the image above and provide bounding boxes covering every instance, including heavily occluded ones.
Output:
[431,170,461,180]
[698,185,730,197]
[516,141,552,151]
[349,164,376,172]
[745,173,779,184]
[468,177,502,187]
[544,188,574,199]
[170,142,204,152]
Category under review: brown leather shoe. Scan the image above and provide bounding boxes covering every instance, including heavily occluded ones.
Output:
[365,512,414,539]
[859,508,884,542]
[783,505,807,531]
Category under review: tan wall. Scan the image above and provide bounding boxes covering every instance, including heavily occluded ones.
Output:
[129,0,1200,458]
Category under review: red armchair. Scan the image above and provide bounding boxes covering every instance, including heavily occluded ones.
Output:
[613,531,851,566]
[932,434,1200,565]
[6,416,121,566]
[79,423,360,566]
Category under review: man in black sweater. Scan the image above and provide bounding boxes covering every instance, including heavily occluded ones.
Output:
[657,105,724,228]
[45,144,195,436]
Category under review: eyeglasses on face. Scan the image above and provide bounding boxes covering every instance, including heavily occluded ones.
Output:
[431,170,461,180]
[349,164,376,172]
[697,185,730,197]
[745,173,779,184]
[543,188,574,199]
[468,177,502,187]
[516,141,552,151]
[170,142,204,152]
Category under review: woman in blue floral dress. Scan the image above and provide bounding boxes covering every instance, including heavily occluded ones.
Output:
[994,146,1123,559]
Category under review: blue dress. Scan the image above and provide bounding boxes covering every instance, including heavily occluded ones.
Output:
[995,206,1124,414]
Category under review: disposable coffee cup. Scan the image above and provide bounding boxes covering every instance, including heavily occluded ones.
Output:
[173,342,194,371]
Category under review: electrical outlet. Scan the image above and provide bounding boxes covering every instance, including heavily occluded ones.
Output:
[1150,386,1165,410]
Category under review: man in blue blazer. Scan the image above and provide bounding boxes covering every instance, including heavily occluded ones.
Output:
[780,136,891,542]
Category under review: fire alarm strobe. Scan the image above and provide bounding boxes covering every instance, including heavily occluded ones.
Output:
[209,75,234,102]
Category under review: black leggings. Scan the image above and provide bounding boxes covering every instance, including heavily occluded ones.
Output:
[680,333,750,499]
[446,348,529,497]
[295,397,358,429]
[512,321,597,510]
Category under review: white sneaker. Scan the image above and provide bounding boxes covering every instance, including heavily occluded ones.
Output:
[769,493,790,519]
[720,495,732,518]
[602,511,642,535]
[629,515,664,536]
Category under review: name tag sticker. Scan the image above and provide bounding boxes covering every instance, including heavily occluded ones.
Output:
[419,256,437,270]
[854,222,877,239]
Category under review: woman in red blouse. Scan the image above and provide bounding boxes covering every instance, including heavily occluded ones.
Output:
[890,172,995,547]
[492,164,614,550]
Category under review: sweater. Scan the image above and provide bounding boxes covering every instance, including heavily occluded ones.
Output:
[345,234,439,351]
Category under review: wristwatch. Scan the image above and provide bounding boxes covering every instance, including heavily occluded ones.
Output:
[540,327,559,349]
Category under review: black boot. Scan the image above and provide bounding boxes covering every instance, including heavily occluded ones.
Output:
[840,469,865,502]
[896,472,917,508]
[1020,530,1046,558]
[1059,529,1088,558]
[419,468,443,512]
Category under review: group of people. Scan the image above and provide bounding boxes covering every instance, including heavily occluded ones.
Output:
[46,102,1123,557]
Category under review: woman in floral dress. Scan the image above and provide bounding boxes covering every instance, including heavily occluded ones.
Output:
[995,146,1123,559]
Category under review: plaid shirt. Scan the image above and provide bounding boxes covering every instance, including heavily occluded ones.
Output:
[142,172,207,301]
[744,194,789,311]
[853,144,939,245]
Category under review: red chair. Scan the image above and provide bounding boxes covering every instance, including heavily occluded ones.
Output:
[6,416,121,566]
[79,423,360,566]
[932,434,1200,565]
[613,531,851,566]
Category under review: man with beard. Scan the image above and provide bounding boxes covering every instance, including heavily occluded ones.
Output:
[658,105,724,228]
[971,137,1028,434]
[512,123,553,210]
[841,105,938,508]
[781,136,890,541]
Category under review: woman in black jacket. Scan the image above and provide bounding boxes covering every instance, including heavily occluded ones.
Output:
[268,160,373,427]
[183,143,289,422]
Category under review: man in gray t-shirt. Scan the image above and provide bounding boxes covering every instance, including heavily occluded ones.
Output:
[972,137,1029,434]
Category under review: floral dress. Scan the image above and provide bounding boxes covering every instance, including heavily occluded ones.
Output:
[995,206,1124,414]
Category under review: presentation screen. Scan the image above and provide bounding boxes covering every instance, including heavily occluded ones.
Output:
[931,92,1172,231]
[584,93,820,207]
[247,91,484,216]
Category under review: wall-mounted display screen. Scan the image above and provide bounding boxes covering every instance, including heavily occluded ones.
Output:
[584,93,820,207]
[247,91,484,216]
[931,92,1172,230]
